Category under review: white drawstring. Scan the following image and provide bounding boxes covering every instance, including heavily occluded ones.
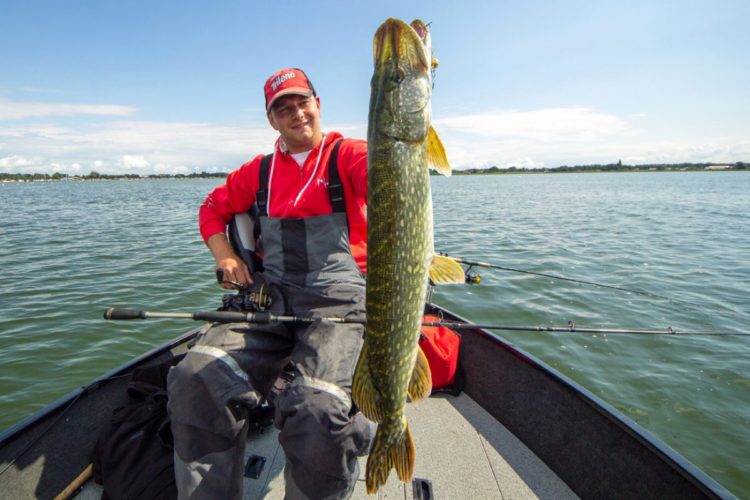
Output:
[267,133,327,215]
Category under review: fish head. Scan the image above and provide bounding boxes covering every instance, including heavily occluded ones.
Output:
[370,18,433,143]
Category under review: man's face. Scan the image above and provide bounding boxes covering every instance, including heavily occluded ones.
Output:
[267,94,322,153]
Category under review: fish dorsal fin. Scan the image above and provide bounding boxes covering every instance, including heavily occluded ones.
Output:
[429,254,465,284]
[407,345,432,401]
[427,126,451,176]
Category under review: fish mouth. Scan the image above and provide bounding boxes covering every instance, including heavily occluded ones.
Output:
[373,18,430,73]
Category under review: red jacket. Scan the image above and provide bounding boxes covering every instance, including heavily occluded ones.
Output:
[199,131,368,273]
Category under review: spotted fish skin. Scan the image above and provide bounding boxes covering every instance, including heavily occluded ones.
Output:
[353,18,449,494]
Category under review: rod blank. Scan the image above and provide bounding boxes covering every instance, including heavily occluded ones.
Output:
[104,308,749,336]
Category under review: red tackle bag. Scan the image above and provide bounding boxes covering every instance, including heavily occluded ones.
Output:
[419,314,464,395]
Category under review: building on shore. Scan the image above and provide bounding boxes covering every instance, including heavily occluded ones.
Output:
[704,165,734,171]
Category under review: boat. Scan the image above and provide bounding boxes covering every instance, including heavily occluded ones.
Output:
[0,302,733,499]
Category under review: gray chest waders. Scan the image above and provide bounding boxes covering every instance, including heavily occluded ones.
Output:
[255,139,364,289]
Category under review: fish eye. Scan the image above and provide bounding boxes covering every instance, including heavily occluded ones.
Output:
[391,68,405,83]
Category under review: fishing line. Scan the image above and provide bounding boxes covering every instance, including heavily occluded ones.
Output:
[439,252,738,324]
[440,253,676,301]
[440,254,743,316]
[456,252,738,317]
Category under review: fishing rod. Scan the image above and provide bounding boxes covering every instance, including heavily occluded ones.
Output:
[422,320,750,337]
[441,253,678,302]
[103,308,365,325]
[103,308,750,337]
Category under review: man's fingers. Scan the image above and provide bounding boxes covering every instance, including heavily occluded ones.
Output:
[239,264,254,285]
[216,264,253,289]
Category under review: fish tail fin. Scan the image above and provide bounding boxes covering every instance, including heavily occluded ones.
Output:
[408,345,432,401]
[366,417,416,494]
[429,254,465,284]
[352,343,383,422]
[427,126,451,176]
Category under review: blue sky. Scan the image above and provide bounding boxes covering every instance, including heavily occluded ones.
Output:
[1,0,748,175]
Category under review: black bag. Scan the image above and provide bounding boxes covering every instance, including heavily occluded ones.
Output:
[91,355,184,500]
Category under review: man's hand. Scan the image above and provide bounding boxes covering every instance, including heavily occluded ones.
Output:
[216,256,252,288]
[206,233,253,288]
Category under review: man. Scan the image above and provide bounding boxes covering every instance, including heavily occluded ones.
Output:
[167,68,374,499]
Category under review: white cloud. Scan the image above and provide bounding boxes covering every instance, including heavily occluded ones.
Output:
[0,155,38,168]
[432,107,750,169]
[0,97,136,120]
[615,138,750,165]
[0,120,278,175]
[1,105,748,175]
[121,155,150,169]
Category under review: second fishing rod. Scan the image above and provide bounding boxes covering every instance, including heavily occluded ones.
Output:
[103,308,750,337]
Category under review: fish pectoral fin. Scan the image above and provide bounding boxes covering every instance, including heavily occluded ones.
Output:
[407,345,432,401]
[428,254,465,284]
[365,417,416,493]
[352,344,384,422]
[426,126,451,176]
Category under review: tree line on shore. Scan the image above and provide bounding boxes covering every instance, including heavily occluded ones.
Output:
[0,171,228,182]
[2,161,747,182]
[447,161,748,175]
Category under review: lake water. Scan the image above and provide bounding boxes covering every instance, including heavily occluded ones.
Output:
[1,172,748,495]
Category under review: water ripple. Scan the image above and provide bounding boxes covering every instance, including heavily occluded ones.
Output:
[2,173,749,494]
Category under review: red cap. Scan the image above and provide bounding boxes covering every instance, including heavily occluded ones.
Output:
[264,68,316,112]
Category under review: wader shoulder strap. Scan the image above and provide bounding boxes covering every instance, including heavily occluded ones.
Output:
[255,139,345,217]
[327,139,345,214]
[256,154,273,217]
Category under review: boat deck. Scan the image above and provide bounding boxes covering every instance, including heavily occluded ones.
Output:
[76,392,577,499]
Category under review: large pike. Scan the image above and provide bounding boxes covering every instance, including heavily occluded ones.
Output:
[353,18,462,493]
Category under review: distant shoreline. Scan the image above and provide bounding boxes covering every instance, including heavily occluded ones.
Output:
[0,172,229,183]
[445,162,748,176]
[1,162,747,182]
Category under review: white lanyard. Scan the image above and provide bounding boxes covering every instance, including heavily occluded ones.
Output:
[267,133,327,215]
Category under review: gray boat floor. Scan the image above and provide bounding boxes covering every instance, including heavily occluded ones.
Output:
[77,392,577,499]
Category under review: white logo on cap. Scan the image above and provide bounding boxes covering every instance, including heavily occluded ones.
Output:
[271,72,296,92]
